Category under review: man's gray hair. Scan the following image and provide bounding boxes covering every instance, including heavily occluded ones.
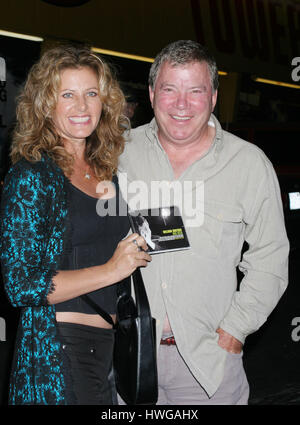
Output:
[149,40,219,92]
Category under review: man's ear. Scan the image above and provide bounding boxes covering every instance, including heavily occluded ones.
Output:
[212,89,218,112]
[149,85,154,108]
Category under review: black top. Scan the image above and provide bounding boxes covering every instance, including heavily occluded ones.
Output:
[55,175,130,314]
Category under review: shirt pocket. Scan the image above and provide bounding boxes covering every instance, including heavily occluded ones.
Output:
[187,202,244,260]
[219,205,244,260]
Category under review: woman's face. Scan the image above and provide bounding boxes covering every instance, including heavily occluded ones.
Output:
[52,66,102,144]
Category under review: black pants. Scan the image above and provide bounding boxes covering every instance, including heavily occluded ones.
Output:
[56,322,115,405]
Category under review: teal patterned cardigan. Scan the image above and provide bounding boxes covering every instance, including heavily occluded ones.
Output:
[0,155,74,405]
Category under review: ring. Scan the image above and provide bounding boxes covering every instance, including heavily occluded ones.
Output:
[132,239,141,251]
[132,239,146,252]
[132,239,144,251]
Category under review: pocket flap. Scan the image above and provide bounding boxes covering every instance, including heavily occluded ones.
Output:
[204,201,243,223]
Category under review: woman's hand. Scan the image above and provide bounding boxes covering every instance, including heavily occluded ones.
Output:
[106,233,152,283]
[48,233,151,305]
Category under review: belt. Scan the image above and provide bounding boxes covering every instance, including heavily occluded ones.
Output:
[160,336,176,346]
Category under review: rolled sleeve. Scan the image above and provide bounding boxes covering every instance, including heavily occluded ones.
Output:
[219,161,289,343]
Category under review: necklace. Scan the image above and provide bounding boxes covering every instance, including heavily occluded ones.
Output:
[84,170,91,180]
[74,159,91,180]
[84,165,92,180]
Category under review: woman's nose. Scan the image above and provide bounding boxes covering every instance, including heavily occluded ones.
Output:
[76,95,88,111]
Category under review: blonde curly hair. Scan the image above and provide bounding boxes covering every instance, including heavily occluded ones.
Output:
[11,44,128,181]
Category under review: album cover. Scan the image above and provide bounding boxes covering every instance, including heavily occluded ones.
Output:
[128,206,190,254]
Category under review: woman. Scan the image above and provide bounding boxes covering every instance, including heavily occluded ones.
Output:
[0,45,151,405]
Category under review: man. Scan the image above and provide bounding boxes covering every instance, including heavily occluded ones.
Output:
[118,40,289,404]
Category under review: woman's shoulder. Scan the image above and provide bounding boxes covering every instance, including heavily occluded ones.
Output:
[4,155,65,194]
[9,154,56,171]
[7,154,63,180]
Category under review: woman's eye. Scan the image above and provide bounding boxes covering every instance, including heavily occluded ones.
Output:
[87,91,98,97]
[62,92,73,98]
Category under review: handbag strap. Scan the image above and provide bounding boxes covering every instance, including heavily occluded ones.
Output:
[131,267,151,318]
[115,269,150,318]
[116,276,132,298]
[81,268,149,325]
[81,294,114,326]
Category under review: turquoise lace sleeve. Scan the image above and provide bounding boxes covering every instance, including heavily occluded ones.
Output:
[0,161,57,307]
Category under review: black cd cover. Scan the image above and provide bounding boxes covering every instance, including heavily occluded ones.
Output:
[128,206,190,254]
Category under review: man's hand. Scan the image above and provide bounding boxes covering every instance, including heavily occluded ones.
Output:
[216,328,243,354]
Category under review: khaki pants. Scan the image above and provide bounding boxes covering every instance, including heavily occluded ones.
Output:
[157,344,249,405]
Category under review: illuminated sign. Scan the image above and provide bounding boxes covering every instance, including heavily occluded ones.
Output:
[191,0,300,81]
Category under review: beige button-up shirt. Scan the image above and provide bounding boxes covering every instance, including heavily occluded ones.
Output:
[118,114,289,396]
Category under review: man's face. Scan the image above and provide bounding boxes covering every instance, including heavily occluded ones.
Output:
[149,61,217,147]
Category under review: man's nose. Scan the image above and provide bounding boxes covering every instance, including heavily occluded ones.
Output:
[175,92,188,109]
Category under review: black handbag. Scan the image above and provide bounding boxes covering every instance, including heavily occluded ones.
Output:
[114,268,158,405]
[81,267,158,405]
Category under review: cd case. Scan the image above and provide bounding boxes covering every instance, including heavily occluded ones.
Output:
[128,206,190,254]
